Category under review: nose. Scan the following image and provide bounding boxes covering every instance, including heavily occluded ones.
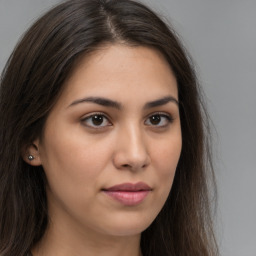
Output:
[113,124,150,171]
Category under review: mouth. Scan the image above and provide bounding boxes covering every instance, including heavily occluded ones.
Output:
[102,182,152,206]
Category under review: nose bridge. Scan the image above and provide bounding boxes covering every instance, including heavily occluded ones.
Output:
[125,122,145,155]
[113,121,150,170]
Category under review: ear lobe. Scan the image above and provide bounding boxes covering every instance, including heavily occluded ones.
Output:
[22,140,42,166]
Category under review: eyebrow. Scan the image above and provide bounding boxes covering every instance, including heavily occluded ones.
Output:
[68,96,179,109]
[144,96,179,109]
[68,97,122,109]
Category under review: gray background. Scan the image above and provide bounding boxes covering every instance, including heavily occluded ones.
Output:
[0,0,255,255]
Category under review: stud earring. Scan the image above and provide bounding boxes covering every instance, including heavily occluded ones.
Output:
[28,155,34,161]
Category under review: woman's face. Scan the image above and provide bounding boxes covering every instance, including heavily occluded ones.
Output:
[32,44,182,237]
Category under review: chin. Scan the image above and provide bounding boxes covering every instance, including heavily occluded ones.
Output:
[98,212,156,237]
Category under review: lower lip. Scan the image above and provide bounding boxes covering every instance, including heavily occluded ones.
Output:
[103,190,150,206]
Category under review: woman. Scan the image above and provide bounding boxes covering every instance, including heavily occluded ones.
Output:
[0,0,218,255]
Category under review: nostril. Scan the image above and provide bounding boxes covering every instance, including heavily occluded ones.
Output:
[113,147,151,171]
[120,162,149,171]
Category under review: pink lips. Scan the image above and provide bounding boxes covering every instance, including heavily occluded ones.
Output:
[102,182,152,206]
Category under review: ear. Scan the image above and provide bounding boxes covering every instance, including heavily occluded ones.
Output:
[22,139,42,166]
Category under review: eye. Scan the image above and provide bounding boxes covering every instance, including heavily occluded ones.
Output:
[145,113,173,127]
[81,113,112,128]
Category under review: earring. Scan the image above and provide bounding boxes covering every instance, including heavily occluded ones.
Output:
[28,155,34,161]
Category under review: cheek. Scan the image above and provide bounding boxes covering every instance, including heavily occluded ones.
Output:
[40,128,114,193]
[153,135,182,170]
[40,136,113,213]
[151,135,182,189]
[143,135,181,222]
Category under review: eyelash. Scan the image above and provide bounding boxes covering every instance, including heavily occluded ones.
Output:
[145,112,174,127]
[81,112,174,129]
[81,112,112,129]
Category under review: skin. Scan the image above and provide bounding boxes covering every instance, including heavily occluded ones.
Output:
[25,44,182,256]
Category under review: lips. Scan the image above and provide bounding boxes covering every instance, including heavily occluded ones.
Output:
[102,182,152,206]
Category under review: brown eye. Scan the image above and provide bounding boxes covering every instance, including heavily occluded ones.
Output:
[149,115,161,125]
[145,113,173,127]
[81,113,112,128]
[91,115,104,126]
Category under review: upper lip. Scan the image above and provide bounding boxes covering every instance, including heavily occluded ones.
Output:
[103,182,152,192]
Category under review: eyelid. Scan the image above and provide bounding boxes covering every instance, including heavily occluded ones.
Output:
[80,112,112,128]
[80,111,174,129]
[144,111,174,126]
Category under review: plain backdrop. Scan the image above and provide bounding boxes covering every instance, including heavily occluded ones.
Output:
[0,0,255,255]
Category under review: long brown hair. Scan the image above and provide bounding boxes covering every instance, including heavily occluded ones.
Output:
[0,0,218,255]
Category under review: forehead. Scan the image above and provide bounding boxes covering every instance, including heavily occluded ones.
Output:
[59,44,178,107]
